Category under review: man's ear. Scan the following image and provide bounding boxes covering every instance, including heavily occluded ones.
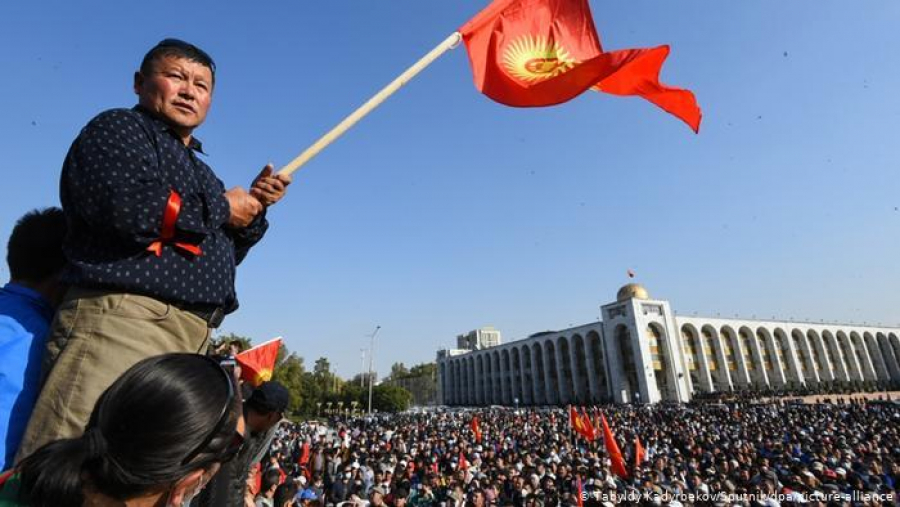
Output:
[166,469,204,506]
[134,71,144,96]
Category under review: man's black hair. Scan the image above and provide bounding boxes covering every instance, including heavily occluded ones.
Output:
[140,38,216,81]
[7,207,66,282]
[261,468,282,494]
[274,482,299,506]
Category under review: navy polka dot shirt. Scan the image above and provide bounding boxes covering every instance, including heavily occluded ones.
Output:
[59,106,268,313]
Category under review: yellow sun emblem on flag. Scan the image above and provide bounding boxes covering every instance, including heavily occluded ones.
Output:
[502,35,578,83]
[254,368,273,385]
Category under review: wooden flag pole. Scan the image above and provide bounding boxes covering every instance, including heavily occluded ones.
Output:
[278,32,463,176]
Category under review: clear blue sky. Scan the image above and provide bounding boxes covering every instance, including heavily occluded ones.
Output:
[2,1,898,379]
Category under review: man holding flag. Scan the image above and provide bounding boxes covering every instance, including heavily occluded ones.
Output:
[16,38,292,462]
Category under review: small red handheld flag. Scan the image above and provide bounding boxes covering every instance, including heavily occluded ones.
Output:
[236,337,283,387]
[459,0,701,132]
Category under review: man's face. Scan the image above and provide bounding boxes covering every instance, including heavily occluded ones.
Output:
[134,55,213,139]
[246,409,282,433]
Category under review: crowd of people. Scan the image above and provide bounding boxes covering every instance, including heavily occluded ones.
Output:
[253,401,899,506]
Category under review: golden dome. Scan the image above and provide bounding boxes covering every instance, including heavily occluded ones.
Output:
[617,283,650,302]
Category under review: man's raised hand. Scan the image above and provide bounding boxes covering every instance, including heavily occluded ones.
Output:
[250,163,292,207]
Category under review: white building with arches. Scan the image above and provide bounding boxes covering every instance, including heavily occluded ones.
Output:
[436,284,900,405]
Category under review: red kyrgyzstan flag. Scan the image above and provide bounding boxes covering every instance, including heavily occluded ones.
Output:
[576,477,585,507]
[298,441,311,466]
[459,0,701,132]
[569,406,593,441]
[471,416,483,443]
[580,408,596,441]
[634,435,646,470]
[236,337,283,387]
[600,413,629,478]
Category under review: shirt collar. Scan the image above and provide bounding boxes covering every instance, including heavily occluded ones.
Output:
[2,282,54,314]
[132,105,206,154]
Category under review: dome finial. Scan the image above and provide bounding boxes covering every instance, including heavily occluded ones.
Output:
[617,283,650,301]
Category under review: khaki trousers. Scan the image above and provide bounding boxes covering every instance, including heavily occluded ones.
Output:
[15,287,210,462]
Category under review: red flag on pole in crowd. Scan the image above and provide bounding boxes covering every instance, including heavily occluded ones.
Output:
[634,435,646,470]
[580,408,597,441]
[298,441,311,466]
[576,477,585,507]
[459,451,469,471]
[458,0,701,132]
[471,416,483,443]
[569,406,582,434]
[569,406,593,441]
[236,337,283,387]
[600,413,629,478]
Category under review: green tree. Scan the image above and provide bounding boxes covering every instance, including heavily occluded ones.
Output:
[313,357,331,376]
[340,384,366,406]
[408,362,436,378]
[298,372,320,416]
[351,372,377,387]
[388,362,409,381]
[372,384,412,413]
[271,349,305,415]
[210,332,253,354]
[313,357,334,393]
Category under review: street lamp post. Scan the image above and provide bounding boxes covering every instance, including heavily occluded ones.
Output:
[360,348,367,388]
[367,325,381,415]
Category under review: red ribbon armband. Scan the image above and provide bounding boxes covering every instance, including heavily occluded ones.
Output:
[146,189,203,258]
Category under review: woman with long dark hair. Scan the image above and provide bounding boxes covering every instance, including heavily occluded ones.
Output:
[0,353,243,506]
